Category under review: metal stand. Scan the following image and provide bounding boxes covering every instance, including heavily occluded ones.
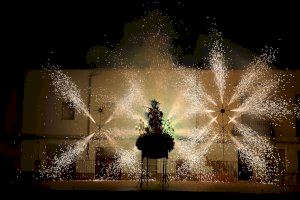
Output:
[139,156,169,188]
[161,157,169,187]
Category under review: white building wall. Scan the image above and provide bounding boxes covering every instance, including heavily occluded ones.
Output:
[23,70,90,136]
[21,68,300,180]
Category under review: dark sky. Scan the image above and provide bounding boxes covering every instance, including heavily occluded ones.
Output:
[3,0,300,70]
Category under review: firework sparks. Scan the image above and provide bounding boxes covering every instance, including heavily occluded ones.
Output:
[230,79,291,122]
[179,71,217,120]
[42,39,294,183]
[49,69,96,123]
[210,42,228,104]
[41,133,95,179]
[105,79,146,124]
[188,118,216,142]
[230,135,269,180]
[115,147,140,179]
[228,58,270,105]
[176,134,218,175]
[173,41,292,183]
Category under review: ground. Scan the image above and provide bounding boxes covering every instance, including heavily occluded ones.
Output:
[3,180,299,199]
[44,180,282,192]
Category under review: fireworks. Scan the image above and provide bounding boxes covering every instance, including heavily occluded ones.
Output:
[228,57,270,105]
[115,147,140,179]
[209,41,228,104]
[179,70,217,120]
[40,40,295,184]
[41,133,95,179]
[49,68,96,123]
[172,42,293,183]
[104,77,147,124]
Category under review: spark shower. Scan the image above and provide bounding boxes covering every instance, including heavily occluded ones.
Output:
[41,39,295,184]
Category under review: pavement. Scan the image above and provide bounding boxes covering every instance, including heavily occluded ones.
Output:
[43,180,297,193]
[3,180,300,200]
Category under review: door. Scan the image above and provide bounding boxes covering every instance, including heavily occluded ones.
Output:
[238,151,253,181]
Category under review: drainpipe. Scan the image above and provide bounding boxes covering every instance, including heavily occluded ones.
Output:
[196,68,199,129]
[86,71,93,159]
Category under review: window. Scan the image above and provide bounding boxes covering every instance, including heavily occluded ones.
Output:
[237,150,253,181]
[62,102,75,120]
[231,125,240,136]
[241,114,269,135]
[240,94,269,136]
[97,102,115,126]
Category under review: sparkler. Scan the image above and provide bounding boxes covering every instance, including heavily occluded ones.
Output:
[50,69,96,123]
[42,40,294,184]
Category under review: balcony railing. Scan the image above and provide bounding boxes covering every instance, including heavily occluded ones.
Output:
[74,159,299,188]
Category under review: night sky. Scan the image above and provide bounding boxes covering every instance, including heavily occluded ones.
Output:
[3,0,300,70]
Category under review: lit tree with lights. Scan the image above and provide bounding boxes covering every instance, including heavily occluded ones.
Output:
[136,99,174,187]
[162,118,175,137]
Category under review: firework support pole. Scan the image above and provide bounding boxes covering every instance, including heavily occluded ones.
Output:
[139,157,143,188]
[161,157,168,188]
[139,156,145,188]
[165,158,168,186]
[162,158,166,188]
[162,158,165,187]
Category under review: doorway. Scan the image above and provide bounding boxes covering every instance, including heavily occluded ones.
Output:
[238,151,253,181]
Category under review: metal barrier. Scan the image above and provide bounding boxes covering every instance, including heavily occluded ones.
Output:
[76,160,95,180]
[208,160,238,182]
[74,159,299,187]
[284,173,298,186]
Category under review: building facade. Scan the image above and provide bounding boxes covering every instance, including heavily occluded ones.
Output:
[22,68,300,184]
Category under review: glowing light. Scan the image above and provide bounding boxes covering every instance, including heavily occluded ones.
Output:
[210,42,227,104]
[104,79,146,124]
[49,69,96,123]
[230,79,291,121]
[115,147,140,179]
[41,39,294,184]
[41,133,95,179]
[228,58,270,105]
[178,71,217,120]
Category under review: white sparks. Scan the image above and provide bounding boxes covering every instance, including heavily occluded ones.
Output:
[41,133,95,179]
[229,58,270,105]
[210,42,228,104]
[40,39,294,184]
[50,69,96,123]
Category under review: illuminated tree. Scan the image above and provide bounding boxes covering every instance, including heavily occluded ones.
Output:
[136,99,174,159]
